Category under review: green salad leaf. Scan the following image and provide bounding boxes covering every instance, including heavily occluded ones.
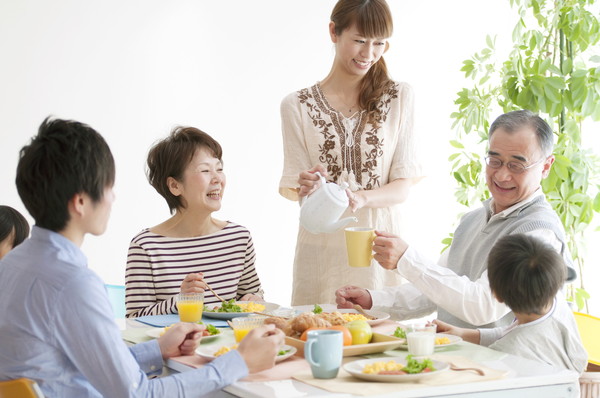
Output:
[196,322,220,335]
[205,299,242,313]
[393,326,406,339]
[312,304,323,314]
[278,349,290,356]
[404,355,436,374]
[205,324,220,335]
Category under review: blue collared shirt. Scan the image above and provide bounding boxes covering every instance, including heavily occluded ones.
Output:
[0,226,248,397]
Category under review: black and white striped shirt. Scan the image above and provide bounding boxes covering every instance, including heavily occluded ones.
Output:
[125,222,263,317]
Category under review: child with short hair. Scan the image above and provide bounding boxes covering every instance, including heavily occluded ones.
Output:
[0,205,29,259]
[435,234,587,374]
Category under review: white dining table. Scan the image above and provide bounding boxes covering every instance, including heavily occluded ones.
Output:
[120,317,580,398]
[169,343,579,398]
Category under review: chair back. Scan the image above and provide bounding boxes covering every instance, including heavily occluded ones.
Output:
[574,312,600,366]
[105,284,126,318]
[0,378,44,398]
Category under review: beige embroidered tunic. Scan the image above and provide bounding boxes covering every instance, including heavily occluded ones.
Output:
[279,81,423,305]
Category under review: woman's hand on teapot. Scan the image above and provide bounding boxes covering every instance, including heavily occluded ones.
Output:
[298,165,328,198]
[346,188,367,212]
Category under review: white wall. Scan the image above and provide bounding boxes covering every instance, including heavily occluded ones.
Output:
[1,0,598,313]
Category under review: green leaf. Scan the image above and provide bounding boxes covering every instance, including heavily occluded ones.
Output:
[561,58,573,75]
[594,192,600,212]
[544,85,562,103]
[546,76,566,90]
[568,193,587,203]
[448,153,461,162]
[450,140,465,149]
[453,172,465,184]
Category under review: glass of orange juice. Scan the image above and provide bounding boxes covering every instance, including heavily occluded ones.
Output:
[177,292,204,323]
[232,317,265,342]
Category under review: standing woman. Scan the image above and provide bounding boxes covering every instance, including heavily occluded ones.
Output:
[279,0,422,305]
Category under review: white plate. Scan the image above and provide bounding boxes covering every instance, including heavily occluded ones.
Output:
[203,301,280,320]
[344,357,449,382]
[292,304,390,326]
[196,344,297,363]
[145,327,223,344]
[391,333,462,350]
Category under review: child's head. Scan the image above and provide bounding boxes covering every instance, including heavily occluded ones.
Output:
[16,117,115,232]
[0,205,30,259]
[146,126,223,213]
[488,234,566,314]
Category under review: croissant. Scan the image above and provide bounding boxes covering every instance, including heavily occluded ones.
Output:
[316,311,346,326]
[290,312,331,334]
[264,317,295,337]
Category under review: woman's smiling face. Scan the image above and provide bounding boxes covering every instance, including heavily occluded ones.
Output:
[170,147,226,213]
[331,23,388,77]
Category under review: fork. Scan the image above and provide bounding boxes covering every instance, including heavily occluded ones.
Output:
[449,362,486,376]
[352,304,376,320]
[203,282,226,303]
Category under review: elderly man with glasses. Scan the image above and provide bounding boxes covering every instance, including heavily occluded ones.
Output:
[335,109,576,334]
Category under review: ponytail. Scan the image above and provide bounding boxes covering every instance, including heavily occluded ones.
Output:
[359,57,393,127]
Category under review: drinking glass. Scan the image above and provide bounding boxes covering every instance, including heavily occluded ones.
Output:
[177,292,204,323]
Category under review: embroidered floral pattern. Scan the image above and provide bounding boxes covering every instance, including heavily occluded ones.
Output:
[298,83,398,190]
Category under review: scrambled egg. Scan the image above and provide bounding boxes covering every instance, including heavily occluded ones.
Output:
[435,337,451,345]
[237,302,266,313]
[340,313,368,322]
[363,360,405,374]
[213,344,239,357]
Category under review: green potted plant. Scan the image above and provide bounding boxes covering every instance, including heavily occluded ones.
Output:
[449,0,600,311]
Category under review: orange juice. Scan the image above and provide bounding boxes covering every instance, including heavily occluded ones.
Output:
[177,301,203,323]
[233,328,251,342]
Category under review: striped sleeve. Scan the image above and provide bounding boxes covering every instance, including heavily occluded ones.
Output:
[125,234,177,318]
[236,232,264,299]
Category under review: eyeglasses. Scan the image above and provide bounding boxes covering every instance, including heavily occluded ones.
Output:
[484,156,545,174]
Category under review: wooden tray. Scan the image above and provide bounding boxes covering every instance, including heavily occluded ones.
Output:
[285,332,404,358]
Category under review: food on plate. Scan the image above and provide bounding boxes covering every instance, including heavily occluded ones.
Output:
[263,308,370,339]
[392,326,406,339]
[346,320,373,345]
[204,299,266,313]
[213,344,239,357]
[300,325,353,346]
[199,322,220,336]
[290,312,333,333]
[363,360,406,374]
[339,313,368,323]
[363,355,436,375]
[278,349,291,356]
[312,304,323,314]
[435,336,451,345]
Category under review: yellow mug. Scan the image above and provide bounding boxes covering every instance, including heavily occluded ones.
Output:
[344,227,375,267]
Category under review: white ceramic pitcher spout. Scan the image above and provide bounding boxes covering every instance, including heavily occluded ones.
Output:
[317,216,359,234]
[299,172,358,234]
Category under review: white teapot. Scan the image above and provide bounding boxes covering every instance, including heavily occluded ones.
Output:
[299,172,358,234]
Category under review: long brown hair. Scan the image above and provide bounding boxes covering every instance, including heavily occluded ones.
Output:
[331,0,394,125]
